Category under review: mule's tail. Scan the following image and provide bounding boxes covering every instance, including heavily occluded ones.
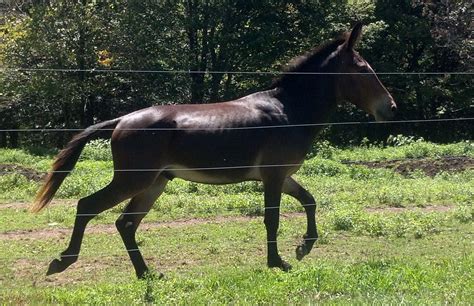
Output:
[31,118,121,212]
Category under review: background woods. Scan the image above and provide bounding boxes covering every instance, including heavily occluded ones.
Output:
[0,0,472,148]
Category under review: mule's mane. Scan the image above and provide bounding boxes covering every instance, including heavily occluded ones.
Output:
[271,34,348,89]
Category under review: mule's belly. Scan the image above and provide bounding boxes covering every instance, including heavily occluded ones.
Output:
[163,162,302,184]
[164,164,262,184]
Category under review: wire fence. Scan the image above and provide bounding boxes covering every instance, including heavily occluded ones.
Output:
[0,109,471,265]
[0,234,319,263]
[0,204,319,262]
[0,153,472,177]
[68,203,317,217]
[1,117,473,133]
[0,37,472,279]
[0,171,467,263]
[1,67,473,75]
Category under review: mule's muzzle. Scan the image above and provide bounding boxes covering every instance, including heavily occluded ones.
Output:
[375,100,397,121]
[391,104,397,113]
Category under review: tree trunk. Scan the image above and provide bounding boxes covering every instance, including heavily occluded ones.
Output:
[0,132,6,148]
[9,131,18,148]
[223,73,233,100]
[185,0,212,103]
[77,1,93,127]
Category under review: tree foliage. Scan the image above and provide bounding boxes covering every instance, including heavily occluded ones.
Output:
[0,0,471,148]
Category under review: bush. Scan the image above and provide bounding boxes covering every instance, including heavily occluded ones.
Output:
[81,139,112,161]
[301,158,348,177]
[387,134,424,147]
[329,206,362,231]
[454,205,473,223]
[309,140,339,159]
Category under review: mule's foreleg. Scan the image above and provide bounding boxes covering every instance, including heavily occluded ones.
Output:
[282,177,318,261]
[116,176,168,279]
[263,177,291,271]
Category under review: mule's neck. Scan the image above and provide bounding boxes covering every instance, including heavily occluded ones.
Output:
[270,39,346,129]
[274,74,338,127]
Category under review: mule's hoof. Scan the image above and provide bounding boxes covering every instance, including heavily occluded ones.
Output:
[46,258,68,276]
[46,255,78,276]
[281,260,292,272]
[268,259,292,272]
[295,244,308,261]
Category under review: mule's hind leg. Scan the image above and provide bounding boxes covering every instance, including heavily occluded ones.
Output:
[47,174,157,276]
[116,176,168,279]
[282,176,318,261]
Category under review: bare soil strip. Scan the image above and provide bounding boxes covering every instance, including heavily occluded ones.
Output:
[0,205,455,241]
[0,199,77,210]
[0,215,267,241]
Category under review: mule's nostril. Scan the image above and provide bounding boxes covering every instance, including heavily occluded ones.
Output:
[391,105,397,112]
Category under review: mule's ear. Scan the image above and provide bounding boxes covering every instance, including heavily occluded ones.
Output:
[346,22,363,50]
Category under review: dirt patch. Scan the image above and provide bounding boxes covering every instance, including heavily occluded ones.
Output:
[0,205,455,241]
[4,256,136,287]
[345,156,473,177]
[0,163,46,182]
[0,199,77,210]
[0,214,271,241]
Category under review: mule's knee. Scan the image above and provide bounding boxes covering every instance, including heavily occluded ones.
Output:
[115,216,135,236]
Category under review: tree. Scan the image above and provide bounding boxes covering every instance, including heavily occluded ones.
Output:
[1,0,470,148]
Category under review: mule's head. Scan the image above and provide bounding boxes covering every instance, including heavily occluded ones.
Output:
[333,23,397,121]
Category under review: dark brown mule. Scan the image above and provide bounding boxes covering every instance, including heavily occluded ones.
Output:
[32,23,396,279]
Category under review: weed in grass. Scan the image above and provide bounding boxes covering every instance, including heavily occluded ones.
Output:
[239,205,264,217]
[453,204,473,223]
[186,182,199,193]
[376,185,405,206]
[328,205,362,231]
[347,165,396,180]
[0,174,38,200]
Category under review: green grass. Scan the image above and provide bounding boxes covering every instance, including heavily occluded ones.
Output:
[314,139,474,161]
[0,216,472,304]
[0,141,472,208]
[0,139,473,303]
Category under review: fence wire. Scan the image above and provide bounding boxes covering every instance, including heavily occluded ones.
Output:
[0,117,473,133]
[0,111,471,265]
[0,154,472,176]
[2,67,473,75]
[0,219,319,263]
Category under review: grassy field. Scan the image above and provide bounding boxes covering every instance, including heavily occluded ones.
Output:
[0,139,473,304]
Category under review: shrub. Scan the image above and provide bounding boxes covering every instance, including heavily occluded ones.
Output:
[302,158,348,177]
[81,139,112,161]
[454,205,473,223]
[308,140,339,159]
[329,206,362,231]
[387,134,424,147]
